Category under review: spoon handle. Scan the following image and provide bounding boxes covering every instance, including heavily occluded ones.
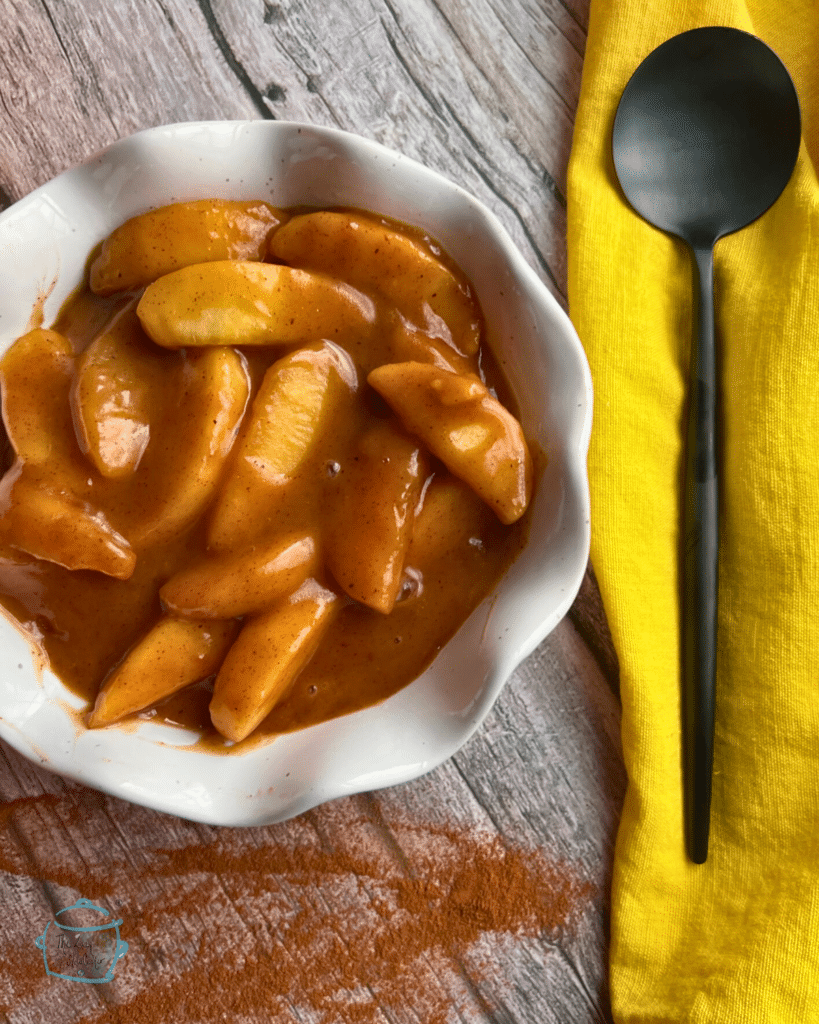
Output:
[683,244,719,864]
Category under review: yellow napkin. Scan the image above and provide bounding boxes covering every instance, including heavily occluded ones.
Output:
[567,2,819,1020]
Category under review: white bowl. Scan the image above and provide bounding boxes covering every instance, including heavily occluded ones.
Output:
[0,122,591,825]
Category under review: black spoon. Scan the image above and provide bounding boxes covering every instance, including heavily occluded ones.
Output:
[612,27,800,863]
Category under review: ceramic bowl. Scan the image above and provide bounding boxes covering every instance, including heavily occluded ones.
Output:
[0,121,591,825]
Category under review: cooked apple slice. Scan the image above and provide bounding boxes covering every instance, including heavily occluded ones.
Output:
[325,422,427,613]
[124,346,250,547]
[210,579,340,742]
[390,319,479,376]
[367,362,532,525]
[70,304,172,479]
[270,210,482,355]
[88,616,240,727]
[90,199,284,295]
[207,341,358,551]
[406,473,505,566]
[160,532,318,619]
[136,261,374,349]
[0,466,136,579]
[0,328,76,467]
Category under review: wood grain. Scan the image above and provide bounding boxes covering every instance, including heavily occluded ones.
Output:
[0,0,624,1021]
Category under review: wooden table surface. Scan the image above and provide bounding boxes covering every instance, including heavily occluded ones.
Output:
[0,1,625,1021]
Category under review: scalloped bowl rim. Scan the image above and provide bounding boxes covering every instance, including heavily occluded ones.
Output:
[0,121,591,826]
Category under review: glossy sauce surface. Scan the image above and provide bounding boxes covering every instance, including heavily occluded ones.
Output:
[0,205,532,749]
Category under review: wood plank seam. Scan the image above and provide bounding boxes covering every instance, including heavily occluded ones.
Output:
[194,0,277,119]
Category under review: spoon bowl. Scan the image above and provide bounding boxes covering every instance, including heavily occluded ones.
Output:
[614,27,801,247]
[612,27,801,863]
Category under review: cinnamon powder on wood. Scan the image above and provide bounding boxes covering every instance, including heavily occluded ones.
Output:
[0,791,595,1024]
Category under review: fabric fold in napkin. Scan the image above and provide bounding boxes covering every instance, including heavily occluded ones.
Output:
[567,1,819,1020]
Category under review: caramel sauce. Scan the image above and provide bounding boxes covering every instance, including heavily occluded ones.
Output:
[0,206,531,750]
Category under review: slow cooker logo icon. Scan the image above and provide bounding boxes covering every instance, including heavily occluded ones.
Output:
[34,897,128,984]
